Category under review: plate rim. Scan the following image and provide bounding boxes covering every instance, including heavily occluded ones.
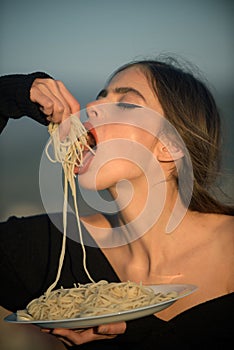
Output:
[4,283,197,326]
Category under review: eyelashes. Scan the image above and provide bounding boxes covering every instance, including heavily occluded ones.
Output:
[116,102,142,110]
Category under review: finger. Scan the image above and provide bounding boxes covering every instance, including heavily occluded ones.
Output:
[31,79,72,123]
[97,322,126,335]
[40,81,71,122]
[31,82,69,122]
[56,80,80,115]
[40,79,80,122]
[30,86,54,116]
[57,117,71,141]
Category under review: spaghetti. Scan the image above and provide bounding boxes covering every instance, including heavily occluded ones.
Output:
[17,280,178,321]
[45,114,96,295]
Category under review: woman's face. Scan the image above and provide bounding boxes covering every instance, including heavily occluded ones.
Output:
[77,66,165,191]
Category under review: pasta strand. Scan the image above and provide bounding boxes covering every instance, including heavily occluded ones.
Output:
[45,114,95,293]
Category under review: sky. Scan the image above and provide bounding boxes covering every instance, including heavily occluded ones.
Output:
[0,0,233,220]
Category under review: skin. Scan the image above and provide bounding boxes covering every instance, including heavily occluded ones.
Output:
[31,68,234,347]
[30,78,80,122]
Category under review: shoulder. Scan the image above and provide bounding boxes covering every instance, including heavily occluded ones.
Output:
[185,211,233,249]
[193,212,234,240]
[185,212,234,289]
[202,213,234,255]
[213,213,234,229]
[209,214,234,291]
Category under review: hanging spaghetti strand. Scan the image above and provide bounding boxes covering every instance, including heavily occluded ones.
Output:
[45,114,96,293]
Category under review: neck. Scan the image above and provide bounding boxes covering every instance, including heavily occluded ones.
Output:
[110,175,185,238]
[108,175,190,280]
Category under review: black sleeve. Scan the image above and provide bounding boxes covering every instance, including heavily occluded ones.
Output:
[0,72,53,133]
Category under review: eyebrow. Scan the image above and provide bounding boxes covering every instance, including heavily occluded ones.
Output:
[96,87,146,102]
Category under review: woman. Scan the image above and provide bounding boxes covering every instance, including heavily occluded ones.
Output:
[0,58,233,349]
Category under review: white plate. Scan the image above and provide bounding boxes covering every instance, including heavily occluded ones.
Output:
[4,284,197,329]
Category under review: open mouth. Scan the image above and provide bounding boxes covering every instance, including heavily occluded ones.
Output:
[74,125,97,174]
[84,121,97,150]
[86,129,97,150]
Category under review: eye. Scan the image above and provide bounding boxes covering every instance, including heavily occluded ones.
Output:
[116,102,142,110]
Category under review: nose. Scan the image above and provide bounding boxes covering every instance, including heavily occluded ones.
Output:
[86,100,99,119]
[86,100,107,120]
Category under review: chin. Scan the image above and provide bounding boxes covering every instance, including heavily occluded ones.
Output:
[77,173,108,191]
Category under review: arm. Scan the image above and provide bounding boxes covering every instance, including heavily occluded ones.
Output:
[0,72,51,132]
[0,72,80,133]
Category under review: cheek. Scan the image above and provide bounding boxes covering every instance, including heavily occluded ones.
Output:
[118,125,157,151]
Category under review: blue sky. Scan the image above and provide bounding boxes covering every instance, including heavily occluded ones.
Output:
[1,0,233,98]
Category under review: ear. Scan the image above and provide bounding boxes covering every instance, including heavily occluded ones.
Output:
[155,140,184,162]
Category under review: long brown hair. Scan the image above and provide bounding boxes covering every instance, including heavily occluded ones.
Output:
[111,57,234,215]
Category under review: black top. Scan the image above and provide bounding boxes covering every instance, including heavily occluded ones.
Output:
[0,73,233,349]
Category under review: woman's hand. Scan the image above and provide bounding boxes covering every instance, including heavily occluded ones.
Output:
[41,322,126,346]
[30,78,80,124]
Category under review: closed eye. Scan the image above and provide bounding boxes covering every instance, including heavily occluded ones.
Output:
[116,102,142,110]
